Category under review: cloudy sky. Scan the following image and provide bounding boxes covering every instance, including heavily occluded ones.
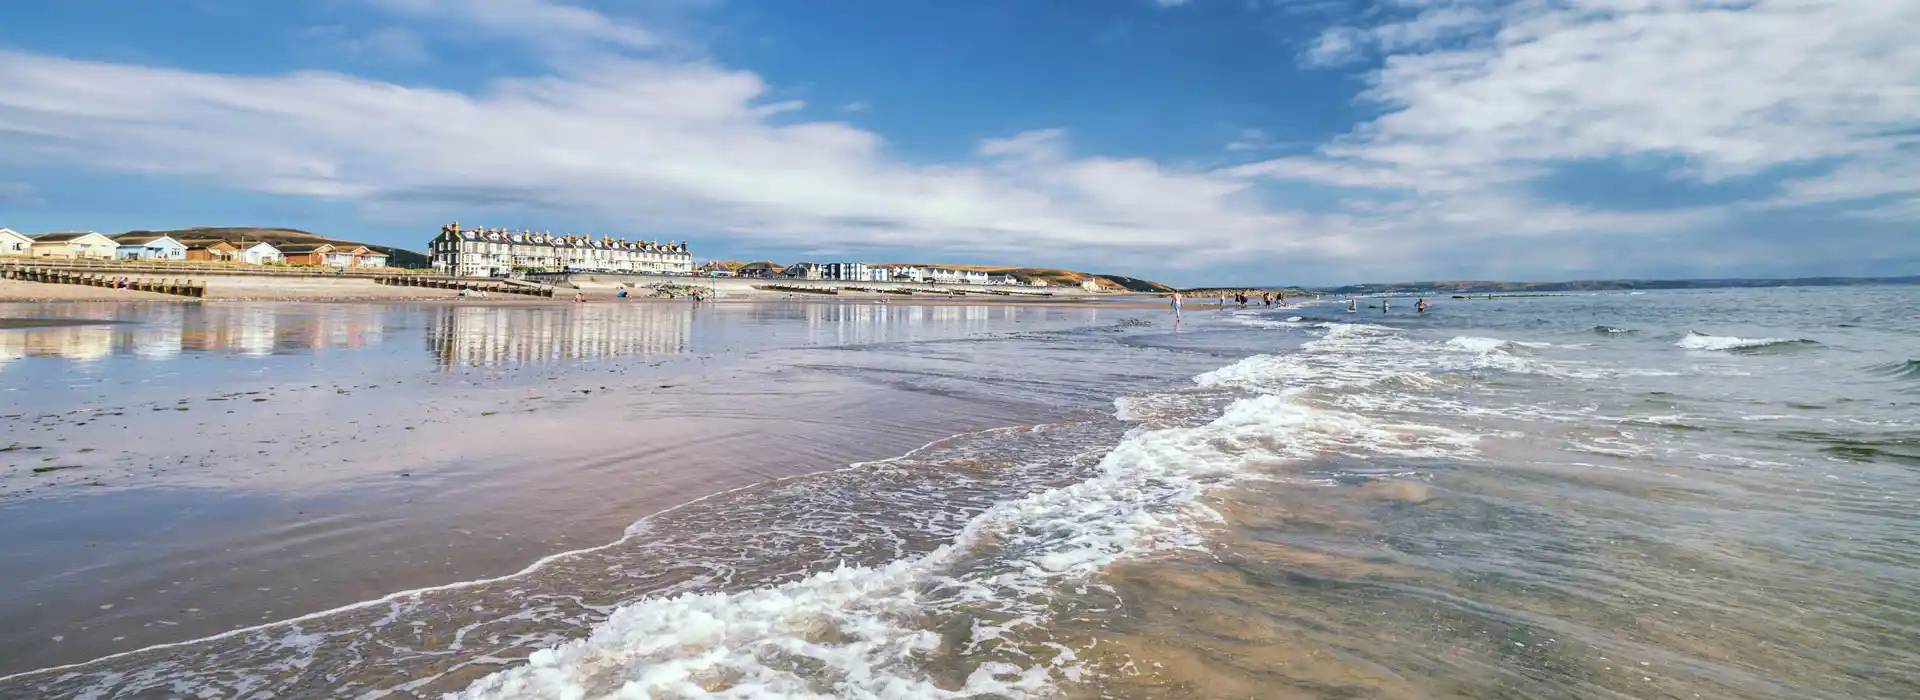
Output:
[1,0,1915,285]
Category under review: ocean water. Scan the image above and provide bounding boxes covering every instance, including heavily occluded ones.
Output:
[4,287,1917,698]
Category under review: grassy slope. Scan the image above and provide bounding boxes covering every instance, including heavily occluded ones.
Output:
[117,227,430,268]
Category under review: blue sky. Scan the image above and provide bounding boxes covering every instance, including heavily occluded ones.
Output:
[1,0,1915,286]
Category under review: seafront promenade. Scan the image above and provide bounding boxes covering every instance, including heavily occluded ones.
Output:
[0,257,1120,303]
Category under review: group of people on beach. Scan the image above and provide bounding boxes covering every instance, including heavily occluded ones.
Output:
[1213,290,1287,308]
[1168,289,1291,319]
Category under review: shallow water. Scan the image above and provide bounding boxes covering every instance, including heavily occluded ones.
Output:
[4,288,1918,698]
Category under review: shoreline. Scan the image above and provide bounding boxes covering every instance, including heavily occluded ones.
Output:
[0,300,1138,680]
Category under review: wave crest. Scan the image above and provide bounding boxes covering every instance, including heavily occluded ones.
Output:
[1676,332,1820,353]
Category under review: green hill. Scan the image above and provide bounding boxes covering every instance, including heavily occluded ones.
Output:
[116,227,429,268]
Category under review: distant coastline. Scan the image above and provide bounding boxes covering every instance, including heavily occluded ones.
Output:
[1307,274,1920,295]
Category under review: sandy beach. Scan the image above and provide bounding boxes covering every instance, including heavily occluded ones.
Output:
[0,299,1154,681]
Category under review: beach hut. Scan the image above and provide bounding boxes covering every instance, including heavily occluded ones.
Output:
[0,228,33,256]
[112,233,188,260]
[234,241,284,265]
[29,231,118,259]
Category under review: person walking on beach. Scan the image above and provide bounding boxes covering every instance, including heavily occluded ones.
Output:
[574,292,587,303]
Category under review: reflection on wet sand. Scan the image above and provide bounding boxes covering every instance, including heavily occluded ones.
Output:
[426,304,692,367]
[0,304,392,361]
[799,302,1034,345]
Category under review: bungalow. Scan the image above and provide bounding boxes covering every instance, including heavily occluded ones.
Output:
[321,246,368,268]
[182,239,240,262]
[0,228,33,256]
[112,234,188,261]
[360,249,389,268]
[278,243,336,266]
[29,231,118,259]
[234,241,285,265]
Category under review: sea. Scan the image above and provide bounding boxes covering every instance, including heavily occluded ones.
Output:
[3,286,1916,699]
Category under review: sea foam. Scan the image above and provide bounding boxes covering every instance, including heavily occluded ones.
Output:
[1676,332,1818,352]
[452,327,1477,700]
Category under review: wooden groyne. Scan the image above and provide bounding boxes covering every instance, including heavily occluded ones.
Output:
[375,276,555,297]
[2,265,206,298]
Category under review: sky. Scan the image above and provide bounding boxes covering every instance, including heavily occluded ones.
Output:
[0,0,1915,286]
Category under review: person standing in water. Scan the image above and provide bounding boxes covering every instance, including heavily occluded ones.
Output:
[1348,297,1358,312]
[1416,297,1429,313]
[1382,298,1390,312]
[1170,292,1184,320]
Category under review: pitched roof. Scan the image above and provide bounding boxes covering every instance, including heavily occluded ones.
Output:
[113,234,183,246]
[277,243,335,254]
[179,239,239,250]
[33,231,107,243]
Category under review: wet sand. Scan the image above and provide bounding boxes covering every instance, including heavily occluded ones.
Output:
[0,300,1118,677]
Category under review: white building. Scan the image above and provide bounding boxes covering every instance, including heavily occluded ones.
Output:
[427,222,693,277]
[112,234,188,261]
[0,228,33,256]
[232,241,284,265]
[29,231,117,259]
[823,262,895,282]
[926,267,992,285]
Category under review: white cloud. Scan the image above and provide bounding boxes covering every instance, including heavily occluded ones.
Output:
[0,0,1350,271]
[367,0,659,52]
[840,100,871,113]
[2,0,1914,282]
[1287,0,1920,190]
[1301,25,1366,67]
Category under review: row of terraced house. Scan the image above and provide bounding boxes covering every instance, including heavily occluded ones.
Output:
[0,228,390,267]
[426,222,695,277]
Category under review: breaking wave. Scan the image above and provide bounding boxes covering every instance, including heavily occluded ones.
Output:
[1866,359,1920,381]
[1676,332,1821,353]
[454,343,1479,698]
